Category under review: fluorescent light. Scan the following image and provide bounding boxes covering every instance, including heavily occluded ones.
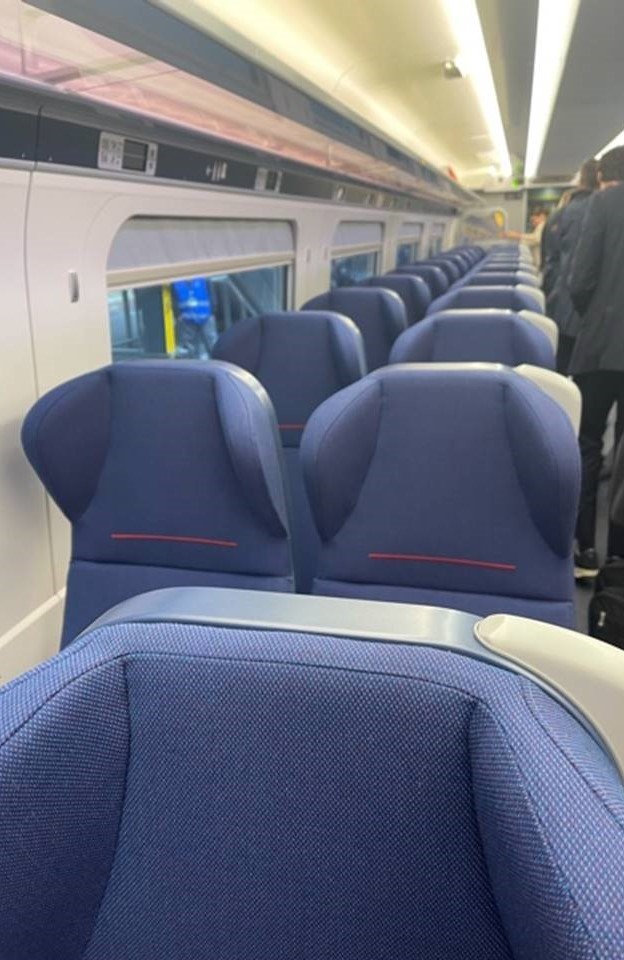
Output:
[524,0,581,179]
[441,0,512,178]
[596,128,624,159]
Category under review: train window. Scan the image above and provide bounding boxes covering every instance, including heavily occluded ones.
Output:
[108,265,289,362]
[396,222,424,267]
[428,222,447,257]
[331,220,383,287]
[330,250,379,288]
[107,217,293,361]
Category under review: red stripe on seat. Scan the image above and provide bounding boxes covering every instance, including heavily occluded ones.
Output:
[369,552,516,572]
[278,423,306,430]
[111,533,238,548]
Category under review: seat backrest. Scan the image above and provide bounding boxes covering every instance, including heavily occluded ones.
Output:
[360,274,431,324]
[427,285,545,315]
[212,311,367,593]
[482,259,535,273]
[428,258,462,283]
[302,365,579,626]
[2,589,622,960]
[468,271,540,289]
[301,288,407,370]
[21,361,294,645]
[394,264,449,298]
[212,311,366,446]
[389,310,555,369]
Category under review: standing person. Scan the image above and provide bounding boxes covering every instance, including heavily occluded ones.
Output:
[505,208,549,269]
[568,146,624,578]
[542,191,573,315]
[172,277,216,359]
[552,160,600,374]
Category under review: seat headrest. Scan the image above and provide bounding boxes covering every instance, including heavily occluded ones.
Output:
[389,310,555,369]
[302,365,579,562]
[212,311,366,446]
[361,275,432,324]
[428,259,462,283]
[22,361,291,552]
[301,288,407,371]
[393,264,449,298]
[427,286,544,315]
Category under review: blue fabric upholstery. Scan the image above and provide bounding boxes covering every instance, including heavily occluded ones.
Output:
[0,609,622,959]
[213,311,366,593]
[22,362,294,645]
[469,272,540,288]
[394,264,449,298]
[212,311,366,447]
[429,258,463,283]
[360,274,431,325]
[440,252,471,273]
[389,310,555,369]
[301,366,580,626]
[428,286,545,315]
[301,288,407,370]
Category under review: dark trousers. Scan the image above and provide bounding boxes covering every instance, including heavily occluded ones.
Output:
[575,371,624,554]
[556,334,576,375]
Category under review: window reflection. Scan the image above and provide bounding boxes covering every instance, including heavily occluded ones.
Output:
[107,265,288,362]
[330,251,378,288]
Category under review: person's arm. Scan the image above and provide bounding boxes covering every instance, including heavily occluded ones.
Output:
[568,193,606,316]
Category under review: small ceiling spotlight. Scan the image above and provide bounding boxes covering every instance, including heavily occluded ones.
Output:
[443,55,468,79]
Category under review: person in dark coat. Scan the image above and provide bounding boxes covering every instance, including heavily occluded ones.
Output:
[542,190,573,317]
[551,160,599,374]
[568,146,624,577]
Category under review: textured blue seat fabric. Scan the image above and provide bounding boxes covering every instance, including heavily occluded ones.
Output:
[394,263,449,298]
[389,310,555,368]
[360,274,432,325]
[21,362,294,645]
[431,257,466,286]
[302,366,580,626]
[470,271,541,288]
[301,288,407,370]
[212,311,366,447]
[0,613,622,959]
[428,285,545,315]
[213,311,366,592]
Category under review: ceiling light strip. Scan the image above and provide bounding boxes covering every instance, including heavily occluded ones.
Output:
[441,0,512,179]
[524,0,582,180]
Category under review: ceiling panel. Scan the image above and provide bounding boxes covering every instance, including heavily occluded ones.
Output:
[478,0,538,164]
[539,0,624,178]
[153,0,509,179]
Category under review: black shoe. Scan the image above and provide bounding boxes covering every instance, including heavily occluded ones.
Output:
[574,548,600,580]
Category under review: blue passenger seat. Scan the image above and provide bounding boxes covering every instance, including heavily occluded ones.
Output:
[428,285,545,315]
[301,288,407,370]
[213,311,366,591]
[301,365,579,626]
[470,271,541,288]
[393,264,449,298]
[21,361,294,646]
[390,310,555,368]
[359,274,432,325]
[427,258,462,283]
[0,587,621,960]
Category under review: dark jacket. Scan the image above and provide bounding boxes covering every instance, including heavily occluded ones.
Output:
[541,207,566,312]
[551,189,593,338]
[569,182,624,373]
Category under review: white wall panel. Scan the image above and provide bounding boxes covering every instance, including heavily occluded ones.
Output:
[0,168,59,676]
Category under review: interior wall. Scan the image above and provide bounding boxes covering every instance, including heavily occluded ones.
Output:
[1,163,452,681]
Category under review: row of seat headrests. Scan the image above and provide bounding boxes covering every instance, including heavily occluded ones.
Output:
[23,362,579,646]
[293,244,546,371]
